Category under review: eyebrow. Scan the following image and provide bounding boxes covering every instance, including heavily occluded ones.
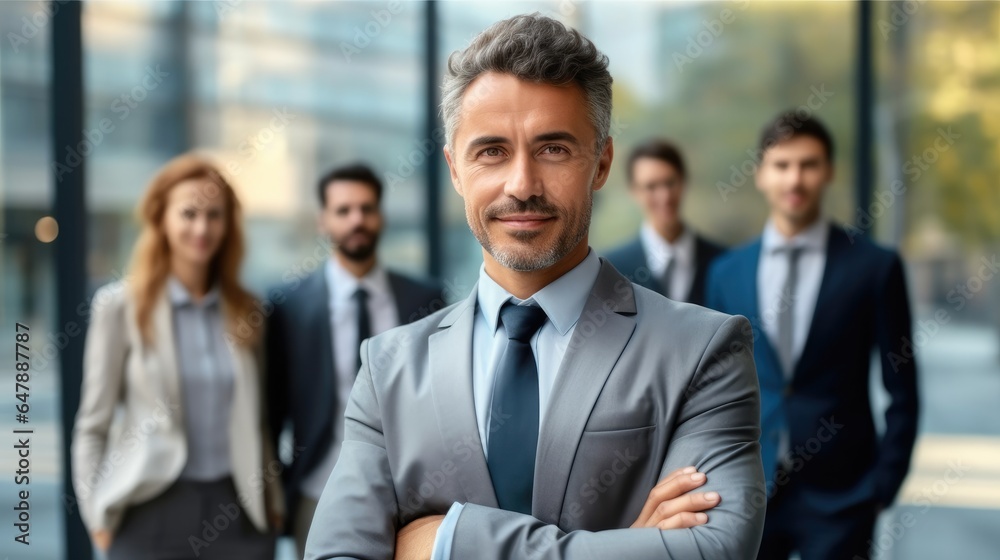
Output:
[464,131,582,156]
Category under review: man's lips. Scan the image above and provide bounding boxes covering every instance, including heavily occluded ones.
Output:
[494,214,555,229]
[783,191,807,204]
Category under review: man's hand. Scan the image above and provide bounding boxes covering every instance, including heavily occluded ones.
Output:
[394,515,445,560]
[630,466,721,529]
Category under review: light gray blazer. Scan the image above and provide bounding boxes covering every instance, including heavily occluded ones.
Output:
[305,259,765,559]
[71,282,283,535]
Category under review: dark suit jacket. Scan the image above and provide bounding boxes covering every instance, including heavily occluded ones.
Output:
[705,223,919,512]
[265,266,444,528]
[604,229,724,305]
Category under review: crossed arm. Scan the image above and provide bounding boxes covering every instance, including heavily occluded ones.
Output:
[306,316,765,560]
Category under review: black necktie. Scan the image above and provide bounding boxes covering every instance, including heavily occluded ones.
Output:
[776,247,802,379]
[487,302,547,514]
[353,287,371,373]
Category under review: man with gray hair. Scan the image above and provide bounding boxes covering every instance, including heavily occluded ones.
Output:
[306,13,765,560]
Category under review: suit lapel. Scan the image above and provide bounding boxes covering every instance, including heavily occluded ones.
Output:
[428,287,499,508]
[688,236,707,303]
[152,291,184,418]
[387,272,409,325]
[793,224,845,379]
[532,260,637,525]
[300,270,337,438]
[742,241,785,391]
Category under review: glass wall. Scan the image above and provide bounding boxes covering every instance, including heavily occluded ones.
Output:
[82,1,428,297]
[870,2,1000,558]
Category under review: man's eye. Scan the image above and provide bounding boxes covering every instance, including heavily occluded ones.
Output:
[544,145,566,154]
[483,147,503,158]
[182,209,196,219]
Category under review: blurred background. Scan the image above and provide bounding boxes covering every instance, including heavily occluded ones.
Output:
[0,0,998,558]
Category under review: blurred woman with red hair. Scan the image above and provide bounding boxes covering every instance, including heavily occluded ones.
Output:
[71,153,283,559]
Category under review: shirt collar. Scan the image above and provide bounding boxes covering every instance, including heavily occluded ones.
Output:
[762,217,829,254]
[477,248,601,337]
[326,256,390,304]
[167,275,221,308]
[641,222,694,265]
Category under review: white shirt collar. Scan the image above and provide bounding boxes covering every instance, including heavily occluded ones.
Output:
[167,275,221,308]
[325,256,391,304]
[477,249,601,337]
[761,217,829,254]
[640,222,695,265]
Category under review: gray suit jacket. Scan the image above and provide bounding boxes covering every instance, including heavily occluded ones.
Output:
[305,259,765,559]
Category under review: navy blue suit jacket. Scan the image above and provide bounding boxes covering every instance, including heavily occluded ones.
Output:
[705,223,919,512]
[264,266,444,529]
[604,230,725,306]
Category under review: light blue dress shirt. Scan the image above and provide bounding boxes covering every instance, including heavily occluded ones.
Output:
[167,276,235,481]
[431,249,601,560]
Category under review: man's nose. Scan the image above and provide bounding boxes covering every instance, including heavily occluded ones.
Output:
[504,151,543,201]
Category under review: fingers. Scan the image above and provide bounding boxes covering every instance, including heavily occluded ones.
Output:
[632,469,709,528]
[648,490,720,527]
[657,511,710,530]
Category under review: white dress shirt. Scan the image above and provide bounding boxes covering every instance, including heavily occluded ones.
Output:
[432,249,602,560]
[640,222,696,302]
[757,218,829,377]
[301,257,400,500]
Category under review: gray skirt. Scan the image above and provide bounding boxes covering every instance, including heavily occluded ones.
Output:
[107,477,275,560]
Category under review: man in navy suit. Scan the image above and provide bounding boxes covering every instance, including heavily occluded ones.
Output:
[605,139,724,305]
[705,113,919,560]
[265,163,444,558]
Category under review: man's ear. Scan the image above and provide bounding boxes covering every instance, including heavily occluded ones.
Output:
[444,145,464,196]
[592,137,614,192]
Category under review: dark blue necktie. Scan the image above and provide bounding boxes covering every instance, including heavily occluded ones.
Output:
[353,287,371,373]
[487,302,548,514]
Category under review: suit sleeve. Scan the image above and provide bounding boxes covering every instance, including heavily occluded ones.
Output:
[873,253,920,505]
[264,301,289,457]
[704,261,726,313]
[70,286,129,533]
[304,338,398,560]
[448,315,766,559]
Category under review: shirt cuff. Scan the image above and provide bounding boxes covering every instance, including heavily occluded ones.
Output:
[430,502,465,560]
